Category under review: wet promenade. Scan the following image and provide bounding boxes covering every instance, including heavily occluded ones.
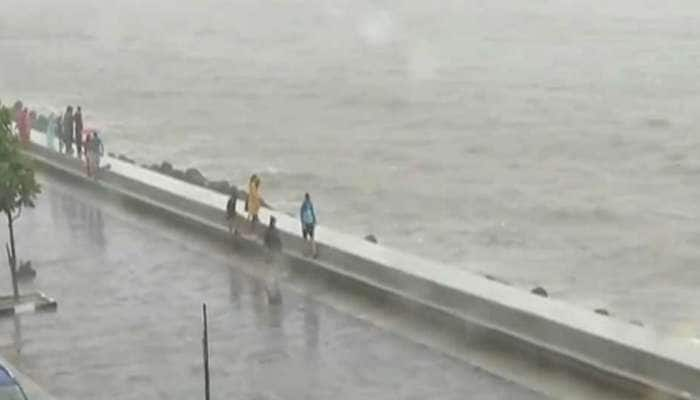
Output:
[0,177,546,400]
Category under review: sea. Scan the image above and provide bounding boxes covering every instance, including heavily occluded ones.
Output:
[2,0,700,334]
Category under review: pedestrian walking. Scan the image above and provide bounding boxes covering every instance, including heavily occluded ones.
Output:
[63,106,74,154]
[300,193,318,258]
[74,106,83,158]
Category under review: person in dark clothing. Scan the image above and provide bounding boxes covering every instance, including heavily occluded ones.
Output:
[226,186,239,235]
[263,216,282,254]
[74,106,83,158]
[84,131,93,177]
[56,115,64,153]
[63,106,74,154]
[263,216,283,304]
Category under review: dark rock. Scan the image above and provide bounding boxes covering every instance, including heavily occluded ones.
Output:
[108,152,116,158]
[208,180,231,194]
[171,169,185,180]
[594,308,610,316]
[160,161,173,175]
[531,286,548,298]
[184,168,207,186]
[483,274,511,286]
[630,320,644,327]
[364,234,378,244]
[148,163,160,171]
[117,154,135,164]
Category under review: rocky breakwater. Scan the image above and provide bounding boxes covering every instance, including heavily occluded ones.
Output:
[106,155,239,197]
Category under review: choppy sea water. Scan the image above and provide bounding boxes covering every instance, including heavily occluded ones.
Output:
[2,0,700,335]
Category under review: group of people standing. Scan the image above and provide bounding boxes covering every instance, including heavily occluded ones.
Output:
[45,105,104,178]
[226,174,318,259]
[48,105,84,156]
[10,101,105,179]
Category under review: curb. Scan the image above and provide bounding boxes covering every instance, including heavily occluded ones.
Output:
[0,293,58,318]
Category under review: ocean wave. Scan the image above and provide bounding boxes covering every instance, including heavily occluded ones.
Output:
[660,159,700,176]
[257,168,319,182]
[463,144,491,155]
[132,89,186,99]
[473,223,528,248]
[645,117,671,129]
[530,204,621,224]
[255,169,331,194]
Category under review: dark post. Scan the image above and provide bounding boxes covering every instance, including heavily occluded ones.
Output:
[202,303,210,400]
[5,243,18,300]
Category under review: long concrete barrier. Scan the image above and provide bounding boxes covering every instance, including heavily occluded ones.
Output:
[23,132,700,398]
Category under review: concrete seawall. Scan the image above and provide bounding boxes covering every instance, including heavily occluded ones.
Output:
[24,132,700,398]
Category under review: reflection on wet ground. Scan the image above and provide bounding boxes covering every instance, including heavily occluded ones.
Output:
[0,179,545,400]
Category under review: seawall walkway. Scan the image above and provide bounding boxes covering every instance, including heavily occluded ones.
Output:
[22,130,700,399]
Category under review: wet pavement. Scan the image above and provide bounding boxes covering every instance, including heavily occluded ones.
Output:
[0,177,546,400]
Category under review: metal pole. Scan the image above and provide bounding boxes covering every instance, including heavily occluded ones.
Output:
[6,243,18,300]
[202,303,210,400]
[6,209,20,300]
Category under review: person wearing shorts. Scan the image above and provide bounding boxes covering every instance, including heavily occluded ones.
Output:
[302,222,314,241]
[300,193,317,258]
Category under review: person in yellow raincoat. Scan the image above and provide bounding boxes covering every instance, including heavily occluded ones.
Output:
[247,174,262,232]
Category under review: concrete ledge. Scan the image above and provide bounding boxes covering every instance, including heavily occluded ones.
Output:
[24,132,700,398]
[0,292,58,318]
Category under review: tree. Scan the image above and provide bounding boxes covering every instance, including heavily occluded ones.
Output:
[0,105,41,299]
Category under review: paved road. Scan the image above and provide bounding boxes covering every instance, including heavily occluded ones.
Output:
[0,177,546,400]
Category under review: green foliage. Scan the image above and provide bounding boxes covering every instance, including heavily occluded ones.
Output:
[0,106,41,218]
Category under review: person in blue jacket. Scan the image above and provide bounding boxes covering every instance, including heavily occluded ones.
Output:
[300,193,318,258]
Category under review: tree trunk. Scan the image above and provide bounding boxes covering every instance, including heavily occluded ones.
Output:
[6,211,19,300]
